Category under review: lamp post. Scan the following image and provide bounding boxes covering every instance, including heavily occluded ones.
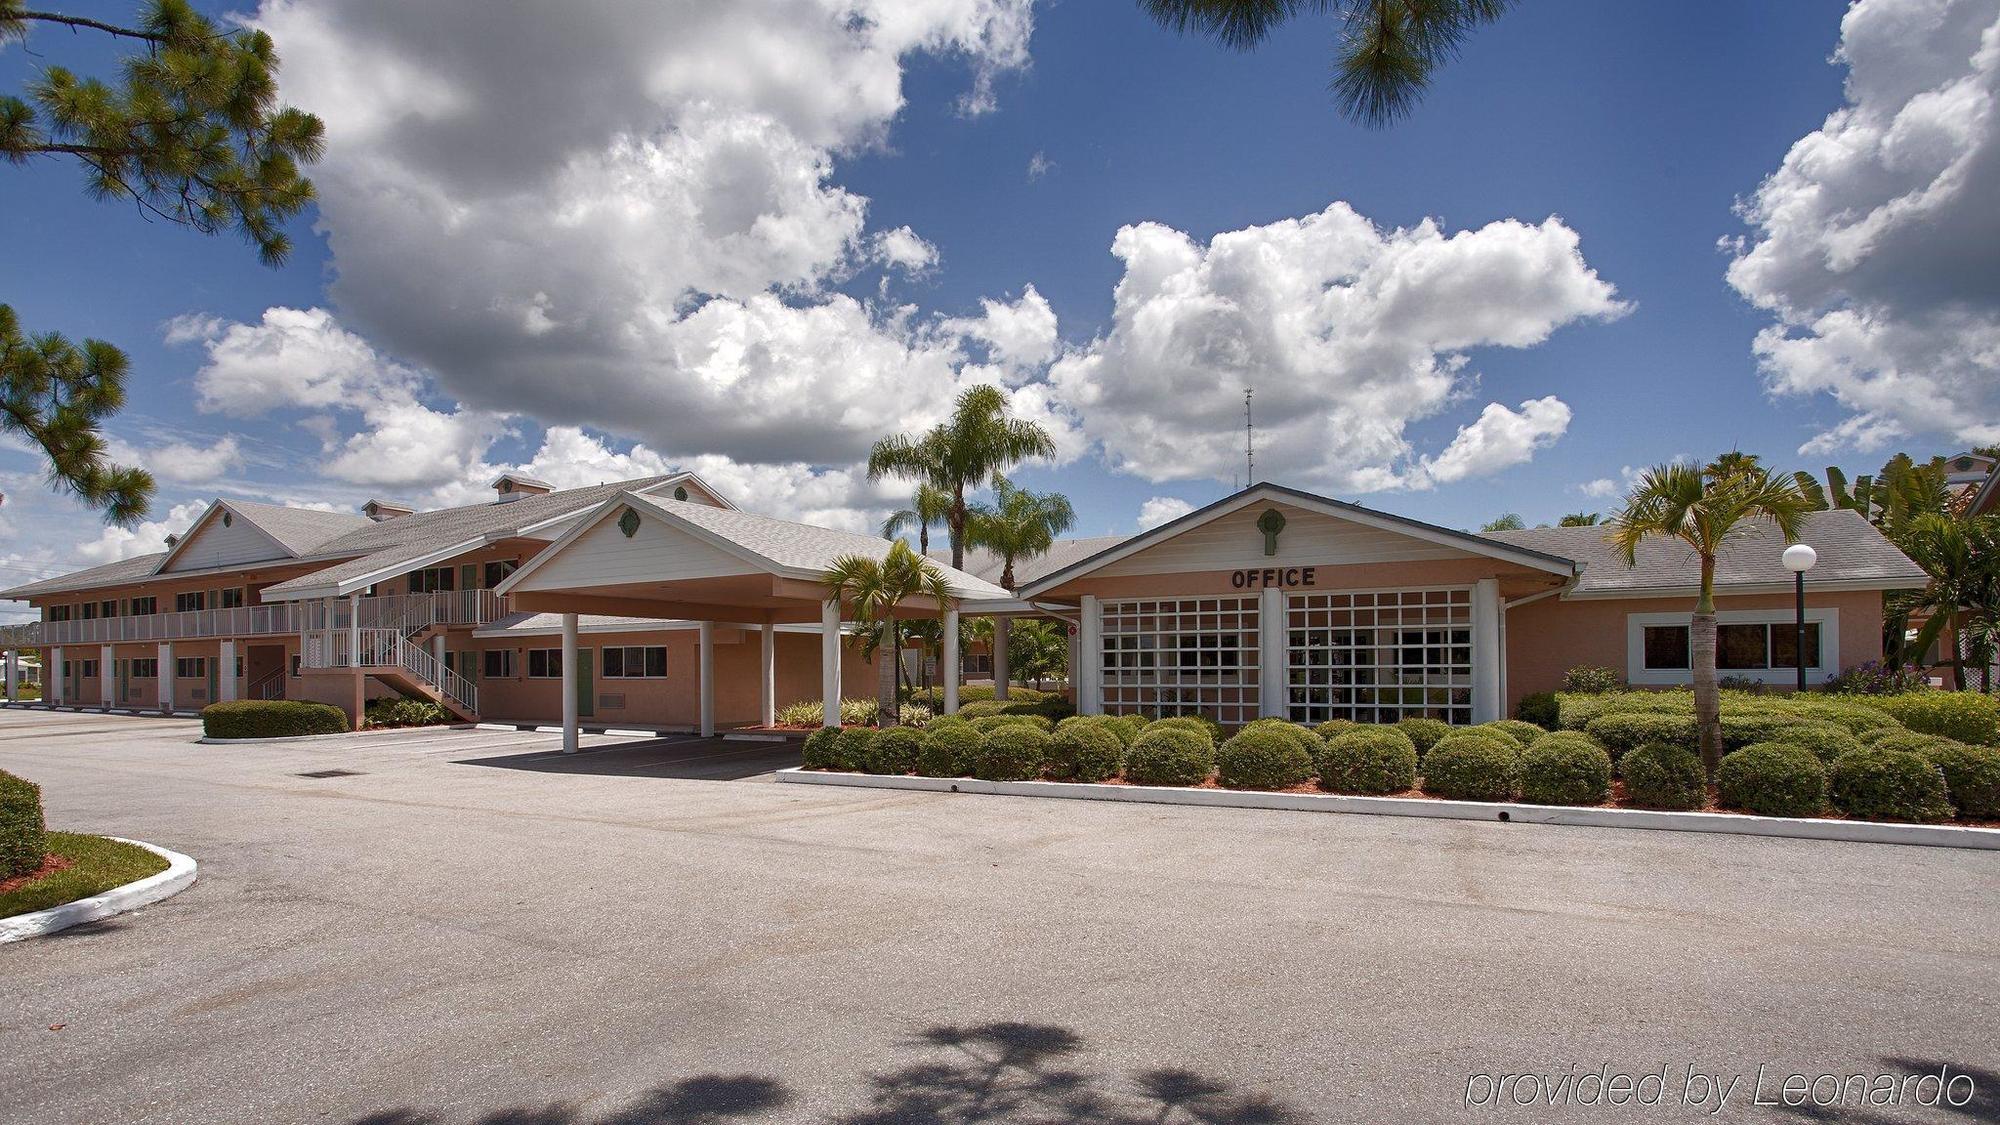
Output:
[1782,544,1818,692]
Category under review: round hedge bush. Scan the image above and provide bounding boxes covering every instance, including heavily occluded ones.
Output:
[1313,719,1357,742]
[1827,747,1953,823]
[1515,691,1560,729]
[1920,741,2000,820]
[1585,712,1696,757]
[1141,716,1218,747]
[1869,692,2000,746]
[1619,741,1706,811]
[970,713,1055,734]
[1239,718,1324,763]
[1106,714,1150,744]
[1718,711,1803,751]
[0,769,46,881]
[1480,719,1544,747]
[1518,738,1612,806]
[1421,733,1521,801]
[1395,717,1454,757]
[1216,726,1314,790]
[862,726,924,775]
[1770,722,1864,764]
[1315,728,1417,795]
[971,724,1050,781]
[1529,730,1606,757]
[1716,742,1827,818]
[1047,721,1124,782]
[955,699,1009,720]
[1870,730,1956,756]
[1124,727,1215,787]
[916,721,982,777]
[200,699,350,739]
[834,726,876,771]
[801,726,847,770]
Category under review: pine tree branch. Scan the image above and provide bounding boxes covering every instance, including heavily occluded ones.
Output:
[10,10,167,43]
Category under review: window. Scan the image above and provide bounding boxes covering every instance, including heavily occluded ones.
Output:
[1286,589,1472,726]
[602,645,667,678]
[289,655,301,678]
[97,600,117,618]
[175,591,207,612]
[176,657,207,679]
[131,658,159,679]
[129,596,157,616]
[483,558,519,588]
[526,648,564,678]
[81,601,98,620]
[74,659,100,678]
[1100,597,1261,726]
[1641,626,1691,670]
[409,567,456,593]
[48,605,71,622]
[1637,622,1822,672]
[234,656,244,678]
[219,587,245,609]
[482,649,516,678]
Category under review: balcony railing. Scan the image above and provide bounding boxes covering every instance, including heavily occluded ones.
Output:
[28,589,509,647]
[303,627,478,715]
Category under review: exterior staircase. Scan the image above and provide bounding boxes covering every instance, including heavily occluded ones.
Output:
[304,627,479,722]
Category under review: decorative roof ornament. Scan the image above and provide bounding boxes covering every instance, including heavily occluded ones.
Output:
[618,508,641,539]
[1257,508,1286,556]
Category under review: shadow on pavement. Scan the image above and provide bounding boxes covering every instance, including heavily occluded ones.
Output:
[453,737,799,782]
[350,1022,1301,1123]
[1766,1056,1998,1124]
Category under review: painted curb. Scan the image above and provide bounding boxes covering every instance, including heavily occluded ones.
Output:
[0,838,197,944]
[774,769,2000,851]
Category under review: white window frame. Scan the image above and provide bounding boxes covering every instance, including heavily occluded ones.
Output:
[1625,608,1839,686]
[1285,586,1475,726]
[1097,596,1262,726]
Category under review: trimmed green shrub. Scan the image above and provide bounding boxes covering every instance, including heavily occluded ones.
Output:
[1519,738,1612,806]
[201,700,349,739]
[1421,734,1521,801]
[364,697,449,729]
[1920,741,2000,819]
[970,713,1055,734]
[802,726,846,770]
[1555,693,1614,731]
[956,699,1009,720]
[1313,718,1357,741]
[0,770,46,881]
[1108,713,1149,743]
[1047,722,1123,782]
[1395,717,1454,757]
[834,726,876,772]
[1316,727,1418,795]
[1770,723,1864,764]
[1620,741,1707,811]
[971,725,1050,782]
[1142,716,1218,747]
[1561,665,1620,694]
[1780,698,1902,737]
[1481,719,1545,748]
[1872,730,1957,756]
[1585,712,1696,757]
[862,726,924,775]
[1870,693,2000,746]
[1123,727,1215,787]
[1217,726,1314,790]
[1717,742,1827,818]
[1856,725,1904,746]
[1827,747,1952,823]
[1718,711,1810,751]
[1515,692,1559,729]
[916,721,982,777]
[1240,718,1324,763]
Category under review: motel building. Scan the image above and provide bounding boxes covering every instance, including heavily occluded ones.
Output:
[0,475,1927,749]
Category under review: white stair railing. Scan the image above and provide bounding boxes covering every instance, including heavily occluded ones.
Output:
[305,627,477,716]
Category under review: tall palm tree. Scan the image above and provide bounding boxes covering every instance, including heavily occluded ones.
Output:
[1557,512,1602,527]
[868,385,1056,571]
[1139,0,1515,126]
[1893,514,2000,692]
[822,541,955,725]
[1608,461,1812,776]
[965,476,1078,591]
[882,483,953,557]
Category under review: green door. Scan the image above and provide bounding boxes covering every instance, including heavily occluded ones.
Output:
[207,658,219,704]
[575,649,594,718]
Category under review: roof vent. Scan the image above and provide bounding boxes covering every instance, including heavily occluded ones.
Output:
[491,473,553,504]
[164,533,180,548]
[363,498,416,521]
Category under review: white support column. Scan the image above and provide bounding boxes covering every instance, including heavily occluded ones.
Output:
[157,642,173,713]
[432,633,446,670]
[219,639,239,702]
[1471,578,1502,724]
[560,612,579,754]
[49,646,63,704]
[1258,587,1286,718]
[100,644,116,710]
[4,650,16,703]
[347,593,362,665]
[1078,596,1102,715]
[992,617,1009,702]
[759,623,776,728]
[942,607,961,715]
[820,599,841,729]
[698,620,715,738]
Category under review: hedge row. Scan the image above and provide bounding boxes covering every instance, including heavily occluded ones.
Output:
[200,700,350,739]
[1551,688,1994,747]
[0,769,46,881]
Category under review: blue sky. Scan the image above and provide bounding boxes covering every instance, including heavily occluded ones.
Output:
[2,0,1995,603]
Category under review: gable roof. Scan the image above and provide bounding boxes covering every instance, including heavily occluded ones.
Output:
[0,552,170,600]
[153,498,372,573]
[1486,508,1927,597]
[935,536,1131,590]
[1016,483,1577,598]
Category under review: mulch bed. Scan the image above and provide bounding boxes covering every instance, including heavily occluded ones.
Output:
[0,853,75,896]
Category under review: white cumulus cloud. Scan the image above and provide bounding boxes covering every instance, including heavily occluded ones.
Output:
[1136,496,1195,530]
[1414,397,1573,488]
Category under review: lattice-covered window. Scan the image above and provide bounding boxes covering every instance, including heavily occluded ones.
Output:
[1286,589,1472,726]
[1099,596,1260,727]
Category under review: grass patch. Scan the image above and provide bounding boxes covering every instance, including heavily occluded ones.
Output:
[0,832,169,919]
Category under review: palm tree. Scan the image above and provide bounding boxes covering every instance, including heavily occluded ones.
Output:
[882,483,953,557]
[1608,461,1812,776]
[1138,0,1514,126]
[1557,512,1602,527]
[822,541,955,725]
[966,476,1078,591]
[1893,514,2000,692]
[1480,513,1525,532]
[868,385,1056,571]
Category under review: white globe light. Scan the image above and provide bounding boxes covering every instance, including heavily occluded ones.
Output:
[1783,543,1818,573]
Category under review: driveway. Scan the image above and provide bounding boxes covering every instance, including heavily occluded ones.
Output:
[1,709,1996,1123]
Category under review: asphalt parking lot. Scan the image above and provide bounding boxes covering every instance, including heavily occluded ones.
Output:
[2,707,1997,1123]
